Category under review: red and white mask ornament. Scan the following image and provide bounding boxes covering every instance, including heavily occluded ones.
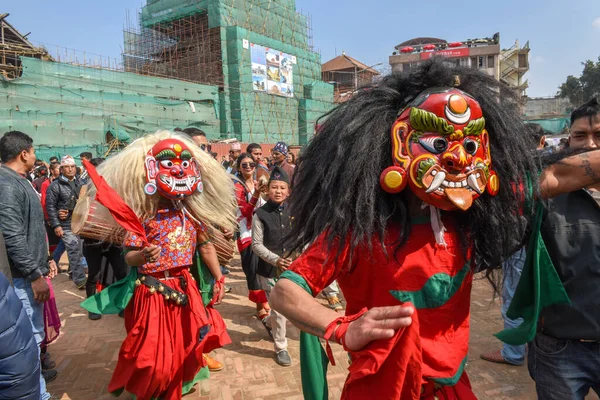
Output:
[144,138,203,199]
[379,88,499,211]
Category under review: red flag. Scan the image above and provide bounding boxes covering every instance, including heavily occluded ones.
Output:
[82,159,149,247]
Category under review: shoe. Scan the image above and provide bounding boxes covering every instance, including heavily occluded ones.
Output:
[118,310,125,318]
[327,295,344,311]
[221,266,230,275]
[275,350,292,367]
[480,350,524,366]
[42,369,58,383]
[76,280,87,290]
[203,354,224,372]
[88,311,102,321]
[41,353,56,370]
[224,285,232,293]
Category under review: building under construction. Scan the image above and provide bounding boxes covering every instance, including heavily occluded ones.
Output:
[0,13,53,78]
[122,0,333,145]
[0,2,333,160]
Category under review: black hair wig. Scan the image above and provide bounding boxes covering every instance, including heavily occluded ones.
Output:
[286,58,542,271]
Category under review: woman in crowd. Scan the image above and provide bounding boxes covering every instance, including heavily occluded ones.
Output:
[233,153,270,323]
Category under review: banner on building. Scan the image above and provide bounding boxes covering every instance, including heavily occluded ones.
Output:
[420,48,470,60]
[251,43,294,98]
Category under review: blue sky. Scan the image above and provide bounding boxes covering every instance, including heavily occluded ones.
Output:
[5,0,600,97]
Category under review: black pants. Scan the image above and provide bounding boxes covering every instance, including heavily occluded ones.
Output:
[83,240,128,299]
[240,246,262,292]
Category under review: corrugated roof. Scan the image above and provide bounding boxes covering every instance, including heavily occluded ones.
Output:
[322,54,379,74]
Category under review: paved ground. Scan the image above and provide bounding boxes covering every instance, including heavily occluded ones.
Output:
[45,257,596,400]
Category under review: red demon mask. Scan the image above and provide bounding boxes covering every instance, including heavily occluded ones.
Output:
[379,88,499,211]
[144,138,203,199]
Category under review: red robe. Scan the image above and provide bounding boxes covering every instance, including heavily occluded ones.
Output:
[289,218,477,399]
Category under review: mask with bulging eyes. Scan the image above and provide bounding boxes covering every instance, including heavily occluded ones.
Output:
[144,138,203,199]
[379,88,499,211]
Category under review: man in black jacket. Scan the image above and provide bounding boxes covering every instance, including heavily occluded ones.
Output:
[46,155,86,289]
[528,97,600,399]
[0,131,55,400]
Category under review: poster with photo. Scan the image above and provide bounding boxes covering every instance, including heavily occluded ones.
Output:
[251,43,294,97]
[267,80,282,96]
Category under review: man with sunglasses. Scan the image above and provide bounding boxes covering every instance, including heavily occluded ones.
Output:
[182,127,211,153]
[227,142,242,174]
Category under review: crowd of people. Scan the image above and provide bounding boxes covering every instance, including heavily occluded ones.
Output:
[1,58,600,400]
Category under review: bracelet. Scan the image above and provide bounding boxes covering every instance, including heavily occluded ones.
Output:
[198,239,212,247]
[323,307,368,366]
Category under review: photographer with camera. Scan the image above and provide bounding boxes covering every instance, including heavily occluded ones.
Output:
[45,156,86,290]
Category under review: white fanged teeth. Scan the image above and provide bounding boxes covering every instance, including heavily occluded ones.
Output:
[431,170,438,176]
[449,182,456,188]
[462,180,468,187]
[426,171,446,193]
[476,173,481,178]
[467,174,482,194]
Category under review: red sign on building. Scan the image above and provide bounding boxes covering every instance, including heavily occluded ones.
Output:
[420,48,470,60]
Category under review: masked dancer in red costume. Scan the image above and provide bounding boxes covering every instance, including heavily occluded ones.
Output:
[269,59,600,399]
[81,131,236,400]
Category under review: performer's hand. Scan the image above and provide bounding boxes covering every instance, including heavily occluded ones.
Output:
[48,260,58,279]
[31,276,51,303]
[276,257,292,271]
[142,245,161,263]
[344,305,414,351]
[54,226,64,238]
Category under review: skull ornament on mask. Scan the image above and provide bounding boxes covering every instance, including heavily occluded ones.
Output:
[379,88,499,211]
[144,138,203,199]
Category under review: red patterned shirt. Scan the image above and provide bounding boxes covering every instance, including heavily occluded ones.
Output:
[124,207,205,274]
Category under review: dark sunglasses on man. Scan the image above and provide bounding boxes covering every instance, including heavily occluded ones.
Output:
[241,162,256,169]
[200,144,211,152]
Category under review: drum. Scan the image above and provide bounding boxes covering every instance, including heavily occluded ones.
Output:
[208,226,235,265]
[72,186,123,244]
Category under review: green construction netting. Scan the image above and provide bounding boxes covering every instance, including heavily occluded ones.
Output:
[0,57,221,155]
[527,118,570,134]
[138,0,334,145]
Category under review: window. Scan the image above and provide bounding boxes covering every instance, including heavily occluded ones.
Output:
[488,55,495,67]
[478,56,485,68]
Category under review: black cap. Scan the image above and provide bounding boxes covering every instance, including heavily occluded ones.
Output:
[269,166,290,185]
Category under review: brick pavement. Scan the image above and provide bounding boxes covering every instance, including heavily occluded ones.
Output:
[46,258,598,400]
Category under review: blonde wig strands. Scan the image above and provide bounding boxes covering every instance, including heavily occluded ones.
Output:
[85,130,237,241]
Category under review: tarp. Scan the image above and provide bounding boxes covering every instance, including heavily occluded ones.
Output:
[527,118,569,134]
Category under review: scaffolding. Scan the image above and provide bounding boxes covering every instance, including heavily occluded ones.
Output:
[123,11,224,86]
[0,13,53,79]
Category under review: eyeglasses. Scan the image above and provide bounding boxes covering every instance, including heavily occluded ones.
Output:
[241,162,256,168]
[200,144,211,151]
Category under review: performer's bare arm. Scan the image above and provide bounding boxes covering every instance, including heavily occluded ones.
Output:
[197,230,225,304]
[540,149,600,198]
[271,279,414,351]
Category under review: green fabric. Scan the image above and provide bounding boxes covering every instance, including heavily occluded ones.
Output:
[191,251,214,306]
[183,367,210,394]
[81,268,138,314]
[112,367,209,399]
[280,270,329,400]
[390,262,470,309]
[430,356,467,386]
[494,201,571,345]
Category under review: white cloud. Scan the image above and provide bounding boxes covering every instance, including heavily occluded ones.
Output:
[593,17,600,29]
